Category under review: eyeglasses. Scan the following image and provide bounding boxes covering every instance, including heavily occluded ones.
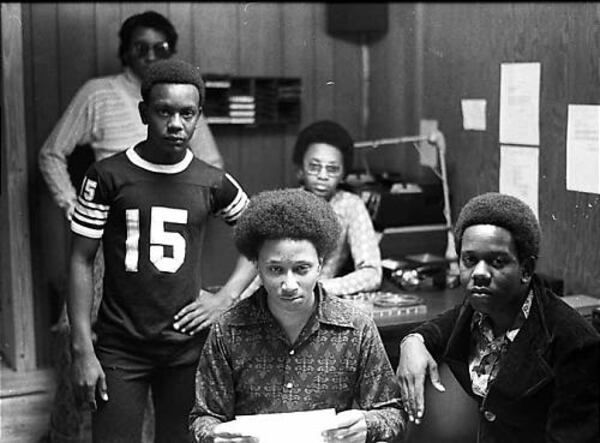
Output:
[305,162,342,178]
[131,41,172,59]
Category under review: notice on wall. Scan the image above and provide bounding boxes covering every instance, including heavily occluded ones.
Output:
[461,99,487,131]
[499,145,539,218]
[499,62,540,146]
[566,104,600,194]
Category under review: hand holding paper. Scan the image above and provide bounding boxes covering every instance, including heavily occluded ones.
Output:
[321,410,367,443]
[210,426,259,443]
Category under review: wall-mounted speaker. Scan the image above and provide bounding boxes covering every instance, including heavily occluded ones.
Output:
[327,3,388,35]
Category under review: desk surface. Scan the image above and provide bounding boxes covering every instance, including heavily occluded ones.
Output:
[372,286,464,330]
[347,280,464,331]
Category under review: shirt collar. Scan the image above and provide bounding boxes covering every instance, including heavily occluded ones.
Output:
[228,283,355,329]
[126,146,194,174]
[471,289,533,342]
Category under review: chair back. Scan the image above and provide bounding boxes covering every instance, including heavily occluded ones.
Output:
[404,362,479,443]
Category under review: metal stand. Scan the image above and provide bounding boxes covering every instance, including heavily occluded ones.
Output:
[354,132,459,273]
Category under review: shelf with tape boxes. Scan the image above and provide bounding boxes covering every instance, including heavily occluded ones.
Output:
[202,74,301,126]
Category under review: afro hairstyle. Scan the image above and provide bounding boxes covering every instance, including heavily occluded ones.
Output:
[292,120,354,175]
[234,188,342,262]
[118,11,178,66]
[140,59,205,107]
[454,192,541,263]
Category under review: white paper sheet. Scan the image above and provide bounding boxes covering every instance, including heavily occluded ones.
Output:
[214,408,337,443]
[499,145,539,218]
[566,104,600,194]
[499,63,540,146]
[461,99,487,131]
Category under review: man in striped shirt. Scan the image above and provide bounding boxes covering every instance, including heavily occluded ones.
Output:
[38,11,223,221]
[67,59,254,443]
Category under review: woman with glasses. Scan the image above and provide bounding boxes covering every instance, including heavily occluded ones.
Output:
[37,11,224,443]
[292,120,382,297]
[39,10,223,222]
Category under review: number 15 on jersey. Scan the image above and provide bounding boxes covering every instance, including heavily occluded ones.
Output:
[125,206,188,273]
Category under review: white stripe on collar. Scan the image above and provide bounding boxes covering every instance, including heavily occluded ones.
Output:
[126,147,193,174]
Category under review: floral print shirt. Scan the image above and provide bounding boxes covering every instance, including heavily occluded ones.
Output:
[320,190,382,296]
[189,285,405,443]
[469,290,533,397]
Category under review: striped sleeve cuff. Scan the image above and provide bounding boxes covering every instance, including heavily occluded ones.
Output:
[70,196,109,238]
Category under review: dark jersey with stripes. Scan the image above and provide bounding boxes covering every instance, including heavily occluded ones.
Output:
[71,147,248,359]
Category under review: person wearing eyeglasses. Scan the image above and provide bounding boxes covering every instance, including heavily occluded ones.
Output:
[292,120,382,297]
[37,11,224,443]
[238,120,382,301]
[39,10,223,223]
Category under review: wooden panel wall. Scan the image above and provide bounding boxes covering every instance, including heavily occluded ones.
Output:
[398,3,600,296]
[1,3,36,371]
[22,3,377,366]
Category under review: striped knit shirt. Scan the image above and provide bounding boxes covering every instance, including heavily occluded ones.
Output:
[39,67,223,213]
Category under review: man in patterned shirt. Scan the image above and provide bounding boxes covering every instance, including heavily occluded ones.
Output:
[68,59,254,442]
[189,189,405,443]
[396,193,599,442]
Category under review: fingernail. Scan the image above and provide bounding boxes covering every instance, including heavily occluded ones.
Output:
[409,415,414,422]
[415,418,421,425]
[102,393,108,401]
[173,324,179,330]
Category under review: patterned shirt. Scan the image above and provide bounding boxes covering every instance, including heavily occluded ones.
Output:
[189,285,405,443]
[320,190,382,296]
[38,67,223,212]
[469,290,533,397]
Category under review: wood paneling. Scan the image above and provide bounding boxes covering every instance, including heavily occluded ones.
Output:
[22,3,367,360]
[1,3,36,371]
[407,3,600,296]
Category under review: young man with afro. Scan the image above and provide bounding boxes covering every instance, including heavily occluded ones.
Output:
[396,192,599,443]
[67,58,254,442]
[189,188,405,443]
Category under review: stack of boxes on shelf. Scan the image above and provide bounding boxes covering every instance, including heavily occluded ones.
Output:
[228,94,256,124]
[202,74,301,126]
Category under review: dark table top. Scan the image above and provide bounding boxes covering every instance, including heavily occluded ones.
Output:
[346,279,465,332]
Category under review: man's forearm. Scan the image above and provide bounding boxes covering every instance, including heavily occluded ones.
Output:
[39,148,78,212]
[217,255,257,304]
[364,407,406,443]
[68,254,96,354]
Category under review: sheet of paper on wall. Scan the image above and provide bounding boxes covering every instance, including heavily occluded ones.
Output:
[566,104,600,194]
[499,62,540,146]
[461,99,487,131]
[213,408,337,443]
[419,119,439,168]
[499,145,539,218]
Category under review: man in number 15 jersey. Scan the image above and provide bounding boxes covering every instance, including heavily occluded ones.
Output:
[68,59,254,443]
